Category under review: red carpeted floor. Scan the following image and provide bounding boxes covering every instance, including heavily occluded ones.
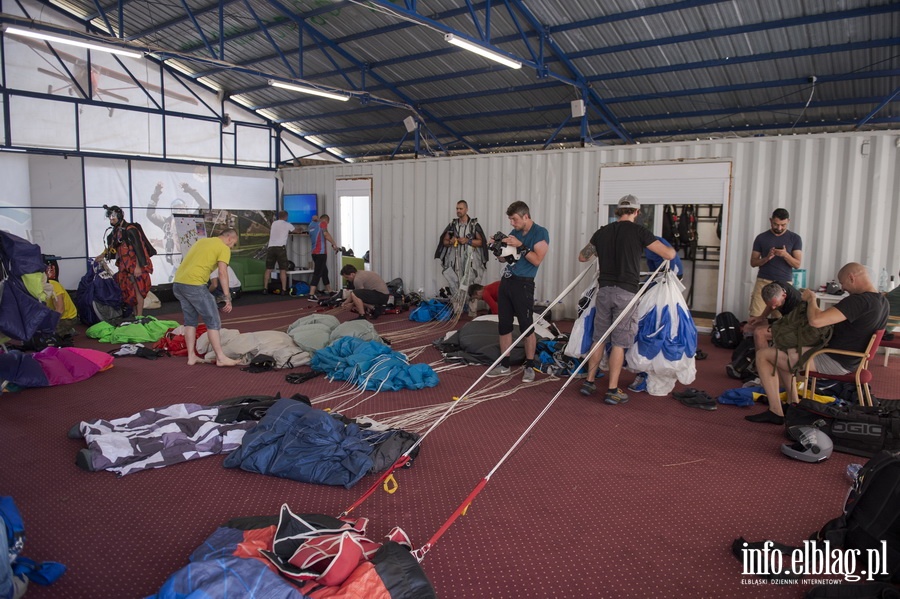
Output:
[1,294,898,599]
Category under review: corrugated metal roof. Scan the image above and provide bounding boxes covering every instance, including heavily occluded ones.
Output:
[9,0,899,162]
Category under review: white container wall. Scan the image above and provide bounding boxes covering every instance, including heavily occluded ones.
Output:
[282,131,900,319]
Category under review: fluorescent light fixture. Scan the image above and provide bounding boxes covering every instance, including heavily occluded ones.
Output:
[165,59,196,77]
[229,95,255,109]
[269,80,350,102]
[3,26,143,58]
[444,33,521,69]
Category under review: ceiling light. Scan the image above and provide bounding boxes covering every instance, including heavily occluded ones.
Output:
[444,33,521,69]
[3,26,143,58]
[269,80,350,102]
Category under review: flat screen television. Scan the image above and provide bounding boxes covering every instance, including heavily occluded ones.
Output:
[283,193,317,225]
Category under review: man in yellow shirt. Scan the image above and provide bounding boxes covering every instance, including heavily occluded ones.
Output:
[173,230,240,367]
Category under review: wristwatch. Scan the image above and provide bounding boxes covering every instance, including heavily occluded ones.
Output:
[521,246,532,256]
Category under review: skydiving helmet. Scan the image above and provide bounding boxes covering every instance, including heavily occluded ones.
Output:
[103,204,125,222]
[781,425,833,463]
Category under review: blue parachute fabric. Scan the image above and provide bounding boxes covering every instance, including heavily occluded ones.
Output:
[311,337,439,391]
[0,231,44,278]
[0,277,60,342]
[717,387,760,407]
[678,304,698,357]
[660,305,685,361]
[148,527,306,599]
[409,299,452,322]
[635,305,664,359]
[578,305,596,355]
[0,351,50,388]
[75,261,123,326]
[223,398,375,489]
[0,496,65,594]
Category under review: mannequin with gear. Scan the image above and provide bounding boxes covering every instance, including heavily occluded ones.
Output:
[97,205,155,318]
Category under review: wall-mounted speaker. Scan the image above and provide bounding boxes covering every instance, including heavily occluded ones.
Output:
[403,116,417,132]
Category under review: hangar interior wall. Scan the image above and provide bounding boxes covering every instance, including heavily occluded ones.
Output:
[282,131,900,319]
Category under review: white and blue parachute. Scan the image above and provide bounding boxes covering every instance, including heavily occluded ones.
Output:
[625,270,697,395]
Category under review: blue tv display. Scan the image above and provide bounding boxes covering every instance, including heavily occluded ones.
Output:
[283,193,317,225]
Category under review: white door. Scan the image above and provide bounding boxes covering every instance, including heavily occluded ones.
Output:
[336,178,372,268]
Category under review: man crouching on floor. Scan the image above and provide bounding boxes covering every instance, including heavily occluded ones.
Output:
[339,264,390,320]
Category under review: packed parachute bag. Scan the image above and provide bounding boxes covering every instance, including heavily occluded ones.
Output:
[1,497,66,599]
[75,259,124,325]
[625,270,698,396]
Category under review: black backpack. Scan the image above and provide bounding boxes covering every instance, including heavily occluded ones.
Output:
[711,312,742,349]
[726,336,757,380]
[816,451,900,584]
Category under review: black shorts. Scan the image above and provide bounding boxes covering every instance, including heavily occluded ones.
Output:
[265,246,288,269]
[354,289,389,307]
[497,276,535,336]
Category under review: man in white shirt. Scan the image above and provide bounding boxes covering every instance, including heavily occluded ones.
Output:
[264,211,296,294]
[209,265,242,303]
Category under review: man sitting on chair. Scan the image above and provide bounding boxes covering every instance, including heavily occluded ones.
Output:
[746,262,888,425]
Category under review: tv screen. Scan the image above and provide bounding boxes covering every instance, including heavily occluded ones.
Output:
[283,193,317,225]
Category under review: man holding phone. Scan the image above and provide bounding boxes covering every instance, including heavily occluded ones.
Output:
[748,208,803,319]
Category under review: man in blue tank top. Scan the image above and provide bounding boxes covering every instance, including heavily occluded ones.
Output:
[485,201,550,383]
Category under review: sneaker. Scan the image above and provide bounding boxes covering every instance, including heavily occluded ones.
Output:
[627,372,648,393]
[521,368,535,383]
[308,294,319,301]
[486,365,510,377]
[579,380,596,396]
[604,388,629,405]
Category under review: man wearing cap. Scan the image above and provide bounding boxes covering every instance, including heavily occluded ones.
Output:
[749,208,802,319]
[577,195,676,405]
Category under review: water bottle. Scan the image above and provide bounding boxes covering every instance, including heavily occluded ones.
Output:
[878,268,889,292]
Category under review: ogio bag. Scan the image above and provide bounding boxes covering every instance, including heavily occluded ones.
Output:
[711,311,742,349]
[784,399,900,458]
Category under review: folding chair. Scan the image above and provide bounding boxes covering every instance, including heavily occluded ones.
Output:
[801,329,885,407]
[882,315,900,367]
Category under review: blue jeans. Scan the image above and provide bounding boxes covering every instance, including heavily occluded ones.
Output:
[173,283,221,330]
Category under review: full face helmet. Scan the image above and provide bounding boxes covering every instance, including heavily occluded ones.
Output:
[781,425,833,463]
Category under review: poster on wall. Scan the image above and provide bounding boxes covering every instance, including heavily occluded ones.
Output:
[202,209,275,259]
[173,214,208,253]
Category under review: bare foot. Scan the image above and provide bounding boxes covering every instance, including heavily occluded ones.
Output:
[186,356,199,366]
[216,356,240,367]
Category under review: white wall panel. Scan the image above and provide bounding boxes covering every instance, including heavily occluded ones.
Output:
[283,131,900,319]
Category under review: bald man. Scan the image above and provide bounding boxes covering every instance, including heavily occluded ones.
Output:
[746,262,888,424]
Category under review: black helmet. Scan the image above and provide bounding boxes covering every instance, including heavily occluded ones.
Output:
[781,425,833,463]
[103,204,124,221]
